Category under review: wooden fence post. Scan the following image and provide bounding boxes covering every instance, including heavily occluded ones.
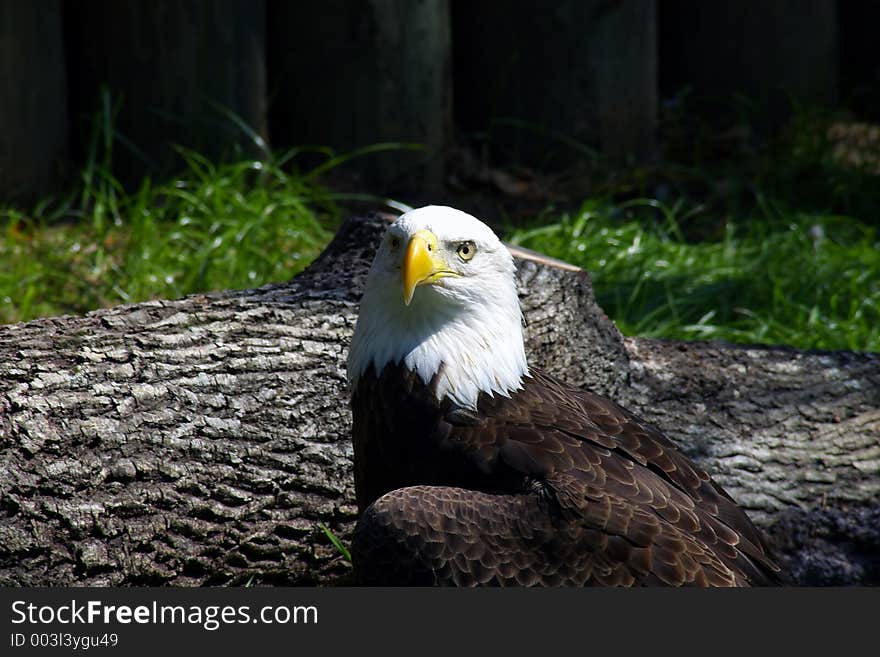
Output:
[0,0,69,204]
[267,0,452,195]
[453,0,658,168]
[65,0,267,183]
[659,0,838,125]
[838,1,880,119]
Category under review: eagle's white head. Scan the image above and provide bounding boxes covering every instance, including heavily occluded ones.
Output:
[347,205,529,409]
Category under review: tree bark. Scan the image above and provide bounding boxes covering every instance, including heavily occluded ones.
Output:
[1,214,877,586]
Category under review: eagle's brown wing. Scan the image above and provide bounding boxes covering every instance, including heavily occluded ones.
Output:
[352,368,783,586]
[352,485,762,586]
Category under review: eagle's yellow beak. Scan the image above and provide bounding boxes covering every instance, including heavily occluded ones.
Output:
[402,230,450,305]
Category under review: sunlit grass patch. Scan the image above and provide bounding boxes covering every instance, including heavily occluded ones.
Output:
[0,151,337,324]
[508,199,880,352]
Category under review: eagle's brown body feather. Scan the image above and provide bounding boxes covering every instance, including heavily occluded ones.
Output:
[351,363,783,586]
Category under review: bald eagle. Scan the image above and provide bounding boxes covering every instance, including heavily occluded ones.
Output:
[347,206,783,586]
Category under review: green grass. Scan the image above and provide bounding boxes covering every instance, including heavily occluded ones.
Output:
[507,199,880,352]
[318,523,352,563]
[501,99,880,353]
[0,151,337,325]
[2,97,879,353]
[0,90,353,325]
[0,92,415,326]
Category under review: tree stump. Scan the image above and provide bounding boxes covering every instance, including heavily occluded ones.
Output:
[1,214,877,586]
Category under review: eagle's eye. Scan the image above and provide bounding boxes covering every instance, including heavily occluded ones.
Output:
[390,237,400,249]
[456,241,476,262]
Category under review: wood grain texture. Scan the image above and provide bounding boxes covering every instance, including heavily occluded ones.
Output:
[1,214,877,585]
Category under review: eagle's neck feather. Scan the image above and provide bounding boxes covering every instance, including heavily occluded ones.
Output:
[348,283,529,410]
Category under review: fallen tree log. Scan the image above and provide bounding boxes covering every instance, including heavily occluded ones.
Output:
[1,214,877,586]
